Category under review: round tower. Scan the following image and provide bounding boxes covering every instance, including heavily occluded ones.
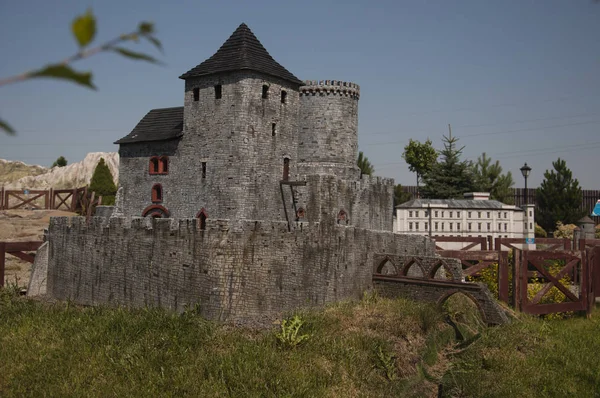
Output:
[297,80,360,179]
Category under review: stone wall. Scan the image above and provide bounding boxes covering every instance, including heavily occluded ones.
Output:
[46,216,436,325]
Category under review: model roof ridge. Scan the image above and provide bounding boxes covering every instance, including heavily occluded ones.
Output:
[179,23,303,86]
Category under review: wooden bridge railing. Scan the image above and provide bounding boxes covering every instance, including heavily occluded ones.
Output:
[0,241,43,287]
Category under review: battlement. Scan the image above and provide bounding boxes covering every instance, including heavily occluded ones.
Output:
[300,80,360,99]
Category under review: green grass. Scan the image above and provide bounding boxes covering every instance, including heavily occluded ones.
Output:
[0,289,452,397]
[441,308,600,397]
[3,287,599,397]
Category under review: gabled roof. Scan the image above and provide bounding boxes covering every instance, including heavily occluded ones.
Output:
[179,23,303,86]
[395,198,522,211]
[114,107,183,144]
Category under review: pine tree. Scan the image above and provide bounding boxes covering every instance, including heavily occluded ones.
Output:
[420,134,475,199]
[535,158,585,233]
[89,157,117,206]
[357,151,374,176]
[471,152,514,204]
[51,156,68,168]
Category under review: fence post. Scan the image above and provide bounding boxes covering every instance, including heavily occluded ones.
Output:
[49,188,54,209]
[512,249,521,310]
[70,188,78,212]
[0,242,5,287]
[498,250,509,304]
[0,186,4,210]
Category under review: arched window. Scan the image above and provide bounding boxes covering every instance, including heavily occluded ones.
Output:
[149,156,169,175]
[296,207,305,221]
[152,184,163,203]
[142,205,170,218]
[337,209,348,225]
[149,157,159,174]
[196,208,208,230]
[159,156,169,174]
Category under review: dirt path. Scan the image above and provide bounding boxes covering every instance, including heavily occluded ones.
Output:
[0,209,75,288]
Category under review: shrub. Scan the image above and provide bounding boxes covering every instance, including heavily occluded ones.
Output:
[596,224,600,239]
[89,157,117,206]
[553,221,576,239]
[534,223,547,238]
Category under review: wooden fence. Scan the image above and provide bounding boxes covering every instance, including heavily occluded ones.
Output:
[0,186,101,213]
[0,241,43,287]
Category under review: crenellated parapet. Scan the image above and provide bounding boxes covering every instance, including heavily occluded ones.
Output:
[300,80,360,99]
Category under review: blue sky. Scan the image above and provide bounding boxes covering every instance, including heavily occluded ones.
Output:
[1,0,599,189]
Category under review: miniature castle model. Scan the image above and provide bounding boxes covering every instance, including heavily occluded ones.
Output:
[113,23,391,230]
[43,24,441,324]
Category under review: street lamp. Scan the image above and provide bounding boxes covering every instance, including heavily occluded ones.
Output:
[520,163,532,206]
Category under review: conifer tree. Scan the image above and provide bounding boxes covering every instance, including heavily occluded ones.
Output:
[471,152,514,204]
[357,151,374,176]
[536,158,585,233]
[51,156,68,168]
[420,134,475,199]
[89,157,117,205]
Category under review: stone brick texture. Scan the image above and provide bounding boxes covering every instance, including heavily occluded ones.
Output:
[47,216,437,325]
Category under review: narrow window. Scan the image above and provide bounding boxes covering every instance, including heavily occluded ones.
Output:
[435,222,439,231]
[409,211,413,217]
[441,223,444,231]
[283,158,290,181]
[152,184,163,203]
[468,211,472,218]
[193,87,199,102]
[487,222,491,231]
[201,162,206,179]
[415,211,419,217]
[478,211,482,218]
[281,90,287,103]
[272,123,276,137]
[449,211,453,218]
[478,223,482,231]
[498,212,501,218]
[159,156,168,174]
[214,85,222,99]
[449,223,453,231]
[487,212,491,218]
[409,222,413,231]
[415,222,419,231]
[441,211,444,218]
[457,223,461,230]
[498,223,501,231]
[504,223,508,231]
[504,212,508,218]
[262,85,269,99]
[424,222,428,230]
[337,210,348,225]
[457,211,461,217]
[435,211,438,217]
[149,157,159,174]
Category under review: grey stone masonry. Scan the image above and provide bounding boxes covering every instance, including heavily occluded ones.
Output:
[47,216,436,325]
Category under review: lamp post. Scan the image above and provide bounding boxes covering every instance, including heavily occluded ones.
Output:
[520,163,532,206]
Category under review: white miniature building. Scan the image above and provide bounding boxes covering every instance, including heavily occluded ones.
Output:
[394,192,535,250]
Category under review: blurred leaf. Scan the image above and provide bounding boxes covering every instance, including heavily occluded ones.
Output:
[71,9,96,48]
[31,65,96,89]
[0,118,15,135]
[138,22,154,34]
[145,36,163,53]
[112,47,161,64]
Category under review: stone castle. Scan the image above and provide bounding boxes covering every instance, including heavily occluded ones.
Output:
[112,23,392,230]
[42,24,442,324]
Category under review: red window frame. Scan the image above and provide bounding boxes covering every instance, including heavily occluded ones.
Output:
[151,183,163,203]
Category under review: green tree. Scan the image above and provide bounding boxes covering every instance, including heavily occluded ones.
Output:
[420,134,475,199]
[89,157,117,206]
[0,9,162,135]
[357,151,374,176]
[402,138,437,196]
[393,184,413,208]
[535,158,585,233]
[471,152,514,204]
[51,156,68,168]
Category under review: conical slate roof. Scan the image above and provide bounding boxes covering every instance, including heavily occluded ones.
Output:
[179,23,303,85]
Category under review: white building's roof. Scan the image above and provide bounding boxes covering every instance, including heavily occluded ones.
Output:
[395,198,523,211]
